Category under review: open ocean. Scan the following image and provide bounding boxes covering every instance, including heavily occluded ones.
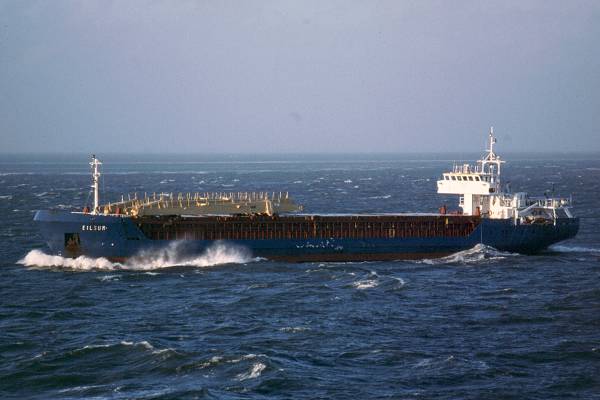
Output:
[1,153,599,399]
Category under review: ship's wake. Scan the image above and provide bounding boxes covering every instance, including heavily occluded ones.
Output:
[18,242,257,271]
[418,244,518,266]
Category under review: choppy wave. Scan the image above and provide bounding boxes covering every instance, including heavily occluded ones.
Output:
[72,340,176,357]
[418,244,518,265]
[352,278,379,290]
[350,271,406,291]
[18,242,256,271]
[347,270,379,290]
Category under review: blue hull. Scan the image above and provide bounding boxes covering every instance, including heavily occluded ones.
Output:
[33,210,579,262]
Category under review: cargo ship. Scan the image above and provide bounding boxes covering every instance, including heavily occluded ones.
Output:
[34,129,579,262]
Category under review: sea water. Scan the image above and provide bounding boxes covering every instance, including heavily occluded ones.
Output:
[1,153,599,399]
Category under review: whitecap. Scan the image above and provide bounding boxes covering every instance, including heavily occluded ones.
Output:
[122,340,175,355]
[549,244,600,254]
[31,351,48,360]
[76,343,112,352]
[75,340,176,356]
[391,277,406,289]
[58,385,106,394]
[0,195,12,200]
[119,340,153,350]
[229,353,261,364]
[279,326,311,333]
[99,274,120,282]
[236,362,266,380]
[198,355,224,368]
[417,244,516,265]
[352,279,379,290]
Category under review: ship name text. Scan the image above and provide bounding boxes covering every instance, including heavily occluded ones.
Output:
[81,224,108,231]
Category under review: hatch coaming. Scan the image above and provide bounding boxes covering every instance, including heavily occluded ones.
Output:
[134,214,481,241]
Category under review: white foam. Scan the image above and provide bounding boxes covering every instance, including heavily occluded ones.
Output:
[549,244,600,254]
[76,344,112,352]
[128,242,255,269]
[418,244,516,265]
[58,385,105,393]
[19,250,117,270]
[236,362,266,380]
[120,340,154,350]
[392,277,406,289]
[198,355,224,368]
[352,279,379,289]
[18,242,256,271]
[99,274,120,282]
[229,353,261,364]
[75,340,175,356]
[279,326,311,333]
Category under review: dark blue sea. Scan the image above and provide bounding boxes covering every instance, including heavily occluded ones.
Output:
[1,153,599,399]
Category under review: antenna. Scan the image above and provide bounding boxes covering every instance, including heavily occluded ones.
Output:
[488,126,496,157]
[90,155,102,214]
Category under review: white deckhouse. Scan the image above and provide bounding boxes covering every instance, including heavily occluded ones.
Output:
[437,128,574,224]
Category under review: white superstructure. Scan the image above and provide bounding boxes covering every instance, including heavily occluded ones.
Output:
[437,128,574,224]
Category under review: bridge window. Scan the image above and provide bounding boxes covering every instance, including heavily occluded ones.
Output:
[468,176,474,181]
[451,176,456,180]
[475,176,480,181]
[457,176,462,181]
[444,175,449,180]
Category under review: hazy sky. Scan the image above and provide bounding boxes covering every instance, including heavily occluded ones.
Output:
[1,1,599,153]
